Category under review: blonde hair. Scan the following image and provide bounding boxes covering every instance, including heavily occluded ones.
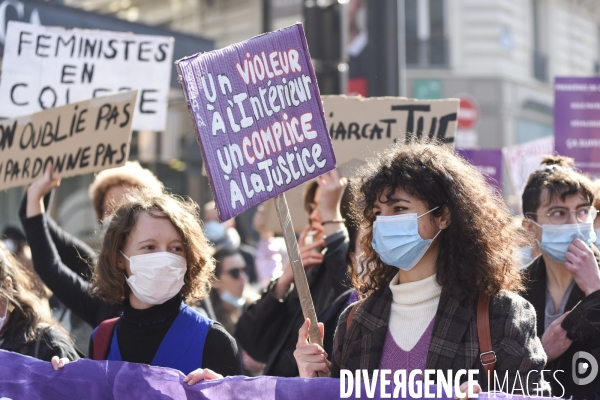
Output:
[89,189,215,304]
[88,162,163,221]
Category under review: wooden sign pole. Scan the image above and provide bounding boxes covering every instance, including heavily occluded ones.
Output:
[274,193,324,376]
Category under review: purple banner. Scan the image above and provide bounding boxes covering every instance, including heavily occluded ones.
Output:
[555,77,600,174]
[176,24,336,221]
[457,149,503,192]
[0,350,553,400]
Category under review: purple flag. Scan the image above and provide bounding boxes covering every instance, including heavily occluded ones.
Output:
[0,350,555,400]
[457,149,503,192]
[176,24,336,221]
[554,77,600,174]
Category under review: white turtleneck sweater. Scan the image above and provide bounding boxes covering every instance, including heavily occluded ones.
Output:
[388,272,442,351]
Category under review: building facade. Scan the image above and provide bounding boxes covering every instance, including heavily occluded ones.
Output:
[2,0,600,237]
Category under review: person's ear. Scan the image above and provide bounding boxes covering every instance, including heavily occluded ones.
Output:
[438,206,451,230]
[117,252,126,271]
[522,218,537,238]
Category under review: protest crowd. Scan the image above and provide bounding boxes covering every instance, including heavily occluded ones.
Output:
[0,4,600,400]
[1,143,600,399]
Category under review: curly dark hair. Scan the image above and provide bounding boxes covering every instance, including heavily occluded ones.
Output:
[351,141,525,299]
[90,189,215,304]
[522,155,595,220]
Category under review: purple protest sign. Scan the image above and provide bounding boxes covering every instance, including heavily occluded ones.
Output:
[176,24,335,221]
[555,77,600,175]
[457,149,503,192]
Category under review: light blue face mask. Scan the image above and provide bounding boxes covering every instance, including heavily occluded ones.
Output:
[372,207,441,271]
[531,221,596,263]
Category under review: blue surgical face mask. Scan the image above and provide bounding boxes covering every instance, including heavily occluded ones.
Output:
[372,207,441,271]
[531,221,596,263]
[220,290,246,308]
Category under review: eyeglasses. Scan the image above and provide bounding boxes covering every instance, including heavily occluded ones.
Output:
[224,268,246,279]
[526,206,597,225]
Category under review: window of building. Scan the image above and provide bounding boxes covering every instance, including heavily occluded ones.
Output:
[532,0,549,82]
[405,0,447,68]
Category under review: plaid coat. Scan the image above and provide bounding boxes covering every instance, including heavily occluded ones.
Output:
[330,286,548,393]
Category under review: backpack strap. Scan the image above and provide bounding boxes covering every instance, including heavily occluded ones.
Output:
[346,301,361,331]
[477,294,496,379]
[93,318,119,360]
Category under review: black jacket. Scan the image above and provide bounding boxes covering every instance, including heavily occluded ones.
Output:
[522,255,600,400]
[19,192,121,328]
[235,229,350,377]
[1,323,80,362]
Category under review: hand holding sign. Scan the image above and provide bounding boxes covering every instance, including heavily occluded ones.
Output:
[294,318,329,378]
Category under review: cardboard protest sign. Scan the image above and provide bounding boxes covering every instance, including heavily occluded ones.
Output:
[503,136,554,196]
[554,77,600,175]
[176,24,336,221]
[263,95,460,233]
[0,21,173,131]
[324,95,458,173]
[0,90,137,191]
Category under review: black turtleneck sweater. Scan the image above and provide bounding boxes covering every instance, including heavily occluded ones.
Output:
[89,296,242,376]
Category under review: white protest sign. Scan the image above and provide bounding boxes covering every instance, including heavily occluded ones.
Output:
[0,21,173,131]
[503,136,555,197]
[0,90,138,191]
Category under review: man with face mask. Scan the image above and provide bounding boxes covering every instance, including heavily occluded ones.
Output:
[521,156,600,400]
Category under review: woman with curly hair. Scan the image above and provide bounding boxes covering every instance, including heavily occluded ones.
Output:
[294,142,548,396]
[54,189,242,382]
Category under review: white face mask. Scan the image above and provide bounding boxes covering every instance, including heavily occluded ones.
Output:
[121,252,187,305]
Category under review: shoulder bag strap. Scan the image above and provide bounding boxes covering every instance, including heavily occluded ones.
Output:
[346,301,361,331]
[477,294,496,380]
